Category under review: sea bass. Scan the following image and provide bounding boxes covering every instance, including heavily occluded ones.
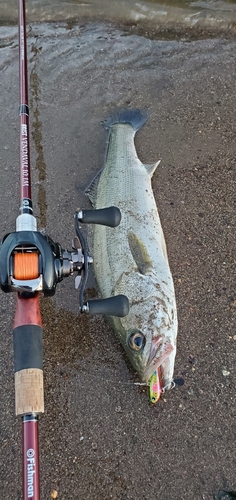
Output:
[87,110,177,396]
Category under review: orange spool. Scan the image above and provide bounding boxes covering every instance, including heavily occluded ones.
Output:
[14,252,39,280]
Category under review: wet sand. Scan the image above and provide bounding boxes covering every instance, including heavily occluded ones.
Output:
[0,20,236,500]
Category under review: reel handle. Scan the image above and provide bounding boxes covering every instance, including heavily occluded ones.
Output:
[83,295,129,317]
[78,206,121,227]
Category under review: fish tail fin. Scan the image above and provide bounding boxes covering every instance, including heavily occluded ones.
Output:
[102,109,147,133]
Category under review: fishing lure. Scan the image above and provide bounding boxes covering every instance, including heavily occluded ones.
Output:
[149,369,162,403]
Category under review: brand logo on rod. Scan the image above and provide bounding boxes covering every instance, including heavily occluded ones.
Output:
[20,26,24,61]
[26,448,35,498]
[21,124,29,187]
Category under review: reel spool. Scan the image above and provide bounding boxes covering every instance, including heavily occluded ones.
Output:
[13,252,39,280]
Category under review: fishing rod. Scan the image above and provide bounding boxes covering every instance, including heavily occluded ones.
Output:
[0,1,129,498]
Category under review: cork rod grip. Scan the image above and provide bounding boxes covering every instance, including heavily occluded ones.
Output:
[15,368,44,416]
[13,324,44,416]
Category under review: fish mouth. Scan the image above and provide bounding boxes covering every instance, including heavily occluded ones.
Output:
[142,336,174,383]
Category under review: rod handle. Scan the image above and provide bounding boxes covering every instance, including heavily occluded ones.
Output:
[84,295,129,317]
[78,206,121,227]
[13,324,44,415]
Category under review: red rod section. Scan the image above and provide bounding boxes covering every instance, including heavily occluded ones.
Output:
[14,294,42,329]
[22,416,40,500]
[18,0,32,210]
[14,294,42,500]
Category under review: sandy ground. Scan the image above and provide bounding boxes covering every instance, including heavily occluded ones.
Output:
[0,20,236,500]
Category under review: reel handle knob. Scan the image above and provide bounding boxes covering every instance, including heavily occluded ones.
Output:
[83,295,129,317]
[78,206,121,227]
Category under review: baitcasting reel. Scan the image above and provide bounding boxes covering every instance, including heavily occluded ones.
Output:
[0,206,129,318]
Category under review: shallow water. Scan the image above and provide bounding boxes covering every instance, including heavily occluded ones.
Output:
[1,0,236,30]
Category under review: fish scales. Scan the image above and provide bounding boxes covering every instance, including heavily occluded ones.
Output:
[88,110,177,390]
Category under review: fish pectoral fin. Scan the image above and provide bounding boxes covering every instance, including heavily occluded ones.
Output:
[144,160,161,177]
[128,231,153,275]
[85,170,102,205]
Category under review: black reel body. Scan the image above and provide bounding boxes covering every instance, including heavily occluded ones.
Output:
[0,231,63,296]
[0,206,129,317]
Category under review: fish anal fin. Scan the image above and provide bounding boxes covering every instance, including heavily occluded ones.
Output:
[128,231,153,275]
[144,160,161,177]
[85,170,102,206]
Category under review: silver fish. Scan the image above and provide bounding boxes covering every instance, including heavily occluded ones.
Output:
[87,110,177,392]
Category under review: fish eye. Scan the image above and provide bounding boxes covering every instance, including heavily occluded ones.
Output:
[128,330,146,351]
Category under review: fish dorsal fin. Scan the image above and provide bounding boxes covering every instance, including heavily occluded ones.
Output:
[144,160,161,177]
[128,231,153,275]
[85,170,102,206]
